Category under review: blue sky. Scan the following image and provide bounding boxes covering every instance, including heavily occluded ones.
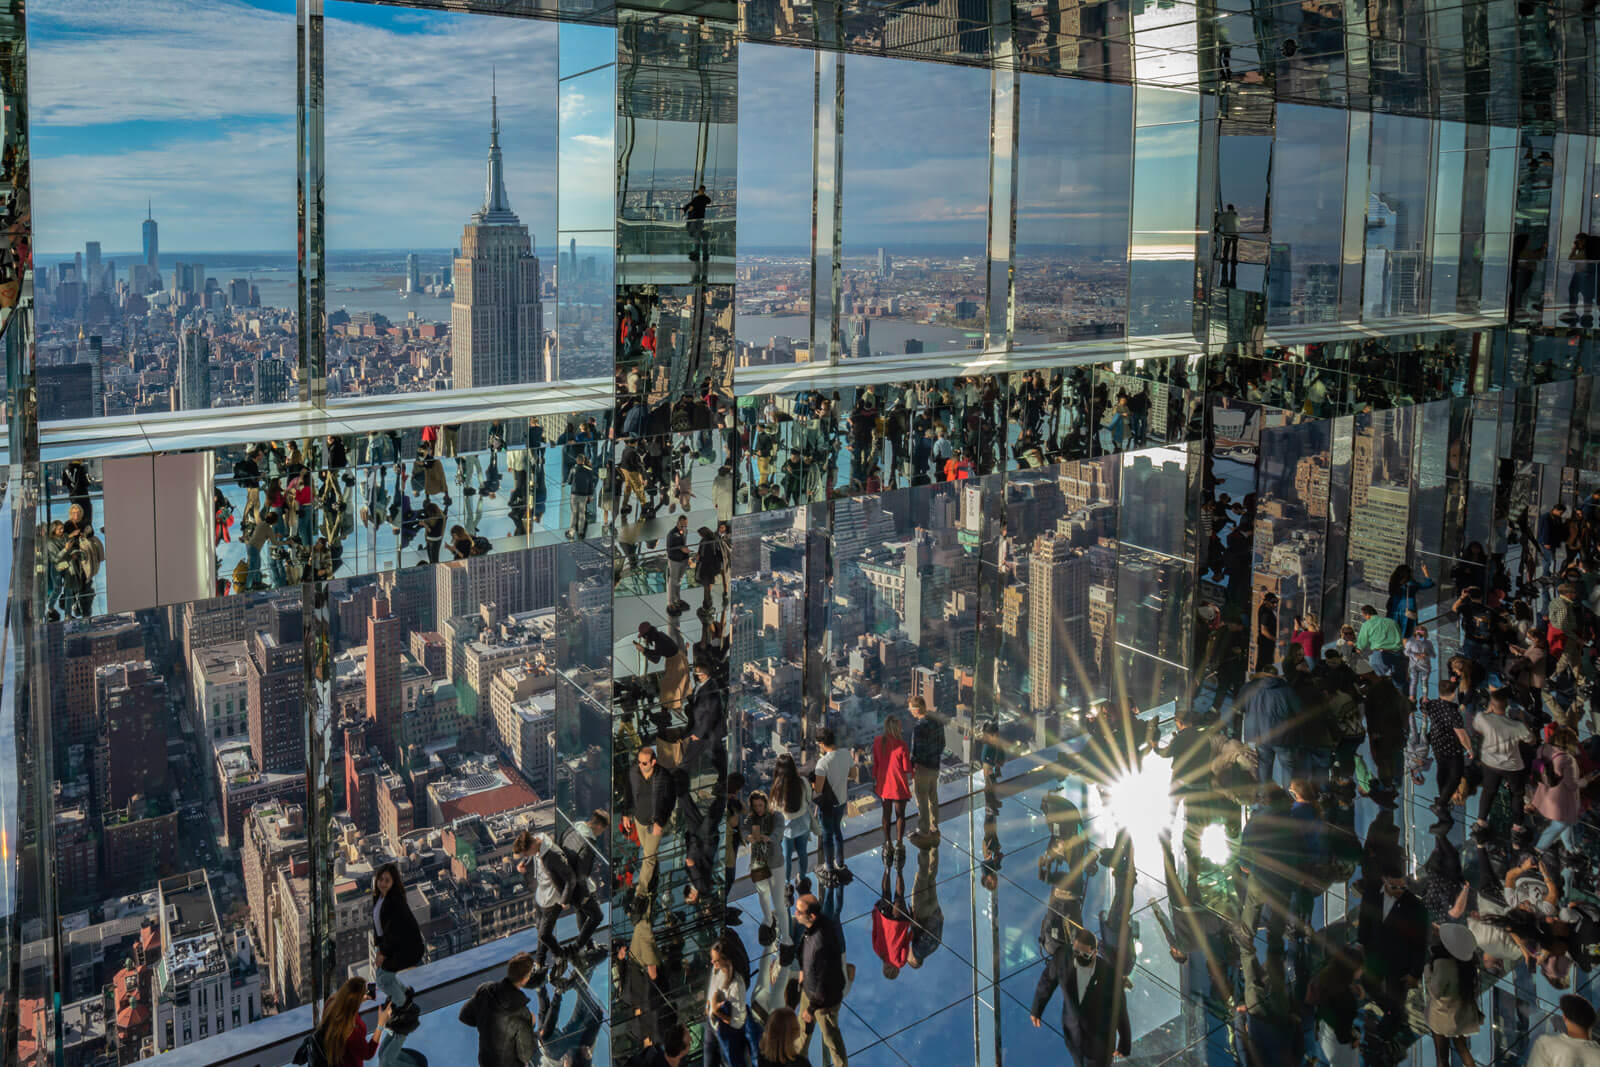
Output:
[28,0,1179,257]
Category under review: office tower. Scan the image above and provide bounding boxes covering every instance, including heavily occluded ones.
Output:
[245,630,304,774]
[36,363,96,421]
[151,871,261,1054]
[253,358,289,405]
[1027,532,1089,712]
[406,252,421,294]
[95,662,168,811]
[176,327,210,411]
[365,597,403,764]
[142,200,159,274]
[84,241,101,291]
[451,86,543,390]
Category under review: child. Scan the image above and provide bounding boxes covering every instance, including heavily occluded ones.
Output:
[1405,625,1436,703]
[1335,624,1360,666]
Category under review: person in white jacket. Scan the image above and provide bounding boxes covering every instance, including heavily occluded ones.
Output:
[1529,994,1600,1067]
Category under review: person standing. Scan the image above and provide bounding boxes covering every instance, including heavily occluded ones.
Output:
[1028,927,1132,1067]
[559,810,608,956]
[772,754,814,899]
[1356,858,1428,1021]
[872,716,912,859]
[908,697,944,844]
[744,791,783,947]
[1405,625,1436,704]
[1527,994,1600,1067]
[567,452,597,540]
[706,937,753,1067]
[795,893,849,1067]
[370,863,425,1062]
[1353,659,1409,806]
[458,952,540,1067]
[666,516,691,612]
[1538,504,1569,580]
[811,728,852,886]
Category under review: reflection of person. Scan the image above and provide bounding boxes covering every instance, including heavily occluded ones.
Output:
[1219,203,1239,285]
[1029,927,1132,1067]
[623,747,673,897]
[1526,994,1600,1067]
[682,185,711,262]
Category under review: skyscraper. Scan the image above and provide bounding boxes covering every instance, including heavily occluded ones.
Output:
[142,200,159,275]
[176,327,210,411]
[246,630,304,774]
[365,598,402,764]
[84,241,102,292]
[451,82,543,391]
[406,253,421,295]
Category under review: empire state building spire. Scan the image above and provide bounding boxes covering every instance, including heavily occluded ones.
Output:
[474,68,517,224]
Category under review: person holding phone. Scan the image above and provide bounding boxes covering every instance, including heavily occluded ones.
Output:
[311,976,391,1067]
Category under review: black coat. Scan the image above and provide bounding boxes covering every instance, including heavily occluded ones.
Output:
[629,765,675,828]
[1356,886,1428,990]
[374,886,426,972]
[458,977,537,1067]
[690,681,725,742]
[1030,947,1131,1067]
[798,912,847,1010]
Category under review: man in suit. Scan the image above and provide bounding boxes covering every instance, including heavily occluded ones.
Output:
[1356,856,1428,1014]
[1030,927,1132,1066]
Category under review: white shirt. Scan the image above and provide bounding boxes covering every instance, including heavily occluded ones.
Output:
[373,899,384,936]
[529,847,561,909]
[1073,960,1095,1003]
[1382,893,1397,921]
[1473,712,1532,771]
[708,968,748,1028]
[1527,1032,1600,1067]
[814,748,851,807]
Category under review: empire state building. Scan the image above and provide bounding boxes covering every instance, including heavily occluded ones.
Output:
[451,87,543,390]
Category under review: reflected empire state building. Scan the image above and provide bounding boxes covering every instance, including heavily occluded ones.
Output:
[451,82,543,390]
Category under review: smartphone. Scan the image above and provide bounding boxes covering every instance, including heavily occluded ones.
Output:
[367,982,377,1000]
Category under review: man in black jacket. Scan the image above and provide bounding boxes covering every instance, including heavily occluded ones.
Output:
[909,696,945,843]
[795,892,849,1067]
[1356,857,1428,1015]
[1030,927,1132,1066]
[567,452,598,540]
[622,746,674,896]
[559,810,609,956]
[459,952,540,1067]
[666,515,691,611]
[687,661,726,773]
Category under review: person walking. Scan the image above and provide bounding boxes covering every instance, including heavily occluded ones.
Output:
[1538,504,1569,580]
[458,952,540,1067]
[1532,726,1593,854]
[908,697,944,844]
[666,515,692,612]
[514,830,575,971]
[795,893,849,1067]
[370,864,425,1062]
[1419,677,1474,831]
[871,715,912,859]
[811,728,852,886]
[623,746,673,899]
[1424,925,1483,1067]
[1029,927,1132,1067]
[311,977,392,1067]
[1470,688,1533,839]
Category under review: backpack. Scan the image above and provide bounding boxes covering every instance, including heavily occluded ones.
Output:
[291,1033,333,1067]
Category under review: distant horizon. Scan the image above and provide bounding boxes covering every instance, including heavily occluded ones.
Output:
[37,241,1133,261]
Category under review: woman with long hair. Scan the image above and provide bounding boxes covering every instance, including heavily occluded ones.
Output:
[1532,726,1593,853]
[706,937,753,1067]
[316,976,390,1067]
[872,716,912,855]
[370,863,424,1051]
[756,1007,809,1067]
[770,754,812,897]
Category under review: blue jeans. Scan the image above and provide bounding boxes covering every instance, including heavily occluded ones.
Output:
[1256,745,1293,788]
[711,1019,751,1067]
[817,804,845,870]
[1537,818,1579,851]
[1369,648,1405,682]
[783,833,811,886]
[246,543,262,587]
[375,968,409,1066]
[1540,545,1556,577]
